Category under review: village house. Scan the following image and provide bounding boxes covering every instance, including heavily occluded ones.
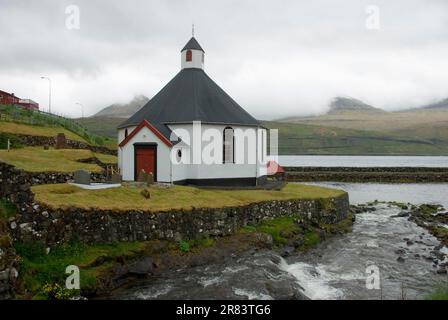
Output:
[0,89,39,111]
[117,36,268,186]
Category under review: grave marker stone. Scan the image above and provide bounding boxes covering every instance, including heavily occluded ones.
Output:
[55,133,67,149]
[74,169,90,185]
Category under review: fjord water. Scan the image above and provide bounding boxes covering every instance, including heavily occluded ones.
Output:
[276,155,448,167]
[112,182,448,300]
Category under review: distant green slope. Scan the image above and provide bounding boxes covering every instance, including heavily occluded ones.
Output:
[75,116,122,138]
[264,121,448,155]
[77,116,448,155]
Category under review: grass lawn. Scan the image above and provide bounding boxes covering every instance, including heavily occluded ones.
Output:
[92,152,117,164]
[0,121,88,143]
[31,183,345,211]
[0,146,117,173]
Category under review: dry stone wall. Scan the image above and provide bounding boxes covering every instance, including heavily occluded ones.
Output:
[9,194,349,246]
[13,134,117,155]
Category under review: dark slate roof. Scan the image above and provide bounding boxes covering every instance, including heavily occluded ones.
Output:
[118,68,260,140]
[181,37,204,52]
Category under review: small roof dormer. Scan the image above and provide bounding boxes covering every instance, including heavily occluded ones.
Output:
[181,37,205,70]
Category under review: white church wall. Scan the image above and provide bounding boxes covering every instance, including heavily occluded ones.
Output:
[257,127,268,177]
[117,126,136,175]
[167,123,267,181]
[171,143,190,182]
[119,126,172,182]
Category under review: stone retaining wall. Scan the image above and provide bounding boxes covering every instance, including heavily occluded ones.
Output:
[0,161,107,299]
[0,221,18,300]
[14,134,117,155]
[9,194,349,246]
[285,166,448,183]
[0,161,106,205]
[285,166,448,173]
[0,161,349,247]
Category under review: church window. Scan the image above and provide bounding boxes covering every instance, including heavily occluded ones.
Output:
[223,127,234,164]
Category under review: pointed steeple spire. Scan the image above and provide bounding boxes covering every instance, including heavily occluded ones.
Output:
[181,37,204,52]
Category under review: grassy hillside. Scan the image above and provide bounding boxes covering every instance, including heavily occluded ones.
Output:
[0,147,116,172]
[75,116,122,138]
[77,116,448,155]
[274,105,448,155]
[77,104,448,155]
[265,121,448,155]
[0,121,88,143]
[281,109,448,137]
[0,105,115,147]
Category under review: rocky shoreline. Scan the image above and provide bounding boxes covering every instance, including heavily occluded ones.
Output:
[285,166,448,183]
[90,211,354,300]
[351,201,448,275]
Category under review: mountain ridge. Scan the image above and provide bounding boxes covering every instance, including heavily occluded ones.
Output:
[327,96,386,115]
[94,95,149,118]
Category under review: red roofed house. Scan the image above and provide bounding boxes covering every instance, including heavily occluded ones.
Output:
[0,89,39,111]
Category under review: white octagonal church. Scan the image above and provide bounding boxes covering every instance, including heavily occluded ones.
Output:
[117,36,268,186]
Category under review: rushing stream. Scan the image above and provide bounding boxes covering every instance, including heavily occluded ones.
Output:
[111,183,448,300]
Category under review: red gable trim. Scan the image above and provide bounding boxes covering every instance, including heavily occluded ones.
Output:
[119,120,173,148]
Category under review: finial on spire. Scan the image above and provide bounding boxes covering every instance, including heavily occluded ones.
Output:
[192,23,195,37]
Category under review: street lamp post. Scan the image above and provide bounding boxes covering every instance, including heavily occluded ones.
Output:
[76,102,84,118]
[40,76,52,114]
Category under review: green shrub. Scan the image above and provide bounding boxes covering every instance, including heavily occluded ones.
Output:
[0,199,17,221]
[179,240,190,252]
[189,236,214,249]
[41,283,79,300]
[241,216,301,246]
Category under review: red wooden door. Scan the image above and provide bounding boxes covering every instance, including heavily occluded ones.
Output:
[135,147,156,179]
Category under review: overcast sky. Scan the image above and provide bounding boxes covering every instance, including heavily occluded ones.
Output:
[1,0,447,119]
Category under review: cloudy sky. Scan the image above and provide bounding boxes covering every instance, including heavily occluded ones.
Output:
[1,0,447,119]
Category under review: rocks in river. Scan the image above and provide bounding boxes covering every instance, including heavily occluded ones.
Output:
[350,204,377,214]
[280,246,295,257]
[436,268,447,274]
[430,250,446,261]
[391,211,410,218]
[397,256,406,263]
[127,257,155,276]
[406,240,414,246]
[395,249,406,255]
[406,203,448,246]
[266,278,309,300]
